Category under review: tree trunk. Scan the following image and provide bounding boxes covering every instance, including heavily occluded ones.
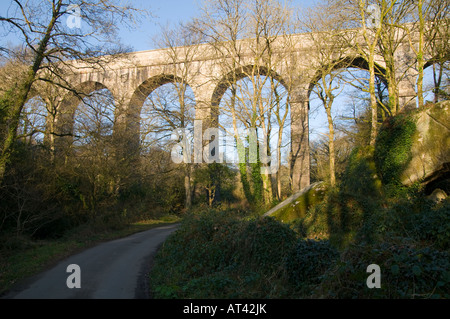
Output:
[185,164,192,210]
[325,107,336,186]
[276,130,283,200]
[0,3,60,184]
[384,56,398,115]
[433,62,443,103]
[369,50,378,146]
[0,72,36,183]
[417,0,425,108]
[262,172,273,205]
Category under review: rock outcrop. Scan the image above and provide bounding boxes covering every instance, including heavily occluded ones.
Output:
[400,101,449,191]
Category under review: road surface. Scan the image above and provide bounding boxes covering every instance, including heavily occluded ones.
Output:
[2,224,178,299]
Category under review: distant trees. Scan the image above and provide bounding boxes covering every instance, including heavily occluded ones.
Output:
[0,1,145,237]
[320,0,448,140]
[0,0,142,184]
[0,0,448,239]
[300,1,357,186]
[190,0,298,207]
[193,162,237,207]
[416,0,449,105]
[147,24,202,210]
[304,0,448,186]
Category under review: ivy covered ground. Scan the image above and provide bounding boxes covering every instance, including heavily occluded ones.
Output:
[149,105,450,299]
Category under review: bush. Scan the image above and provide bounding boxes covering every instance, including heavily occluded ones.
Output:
[342,146,382,199]
[374,114,416,186]
[297,186,381,247]
[374,194,450,249]
[418,199,450,249]
[293,146,384,247]
[233,217,297,273]
[149,212,298,298]
[285,239,339,289]
[384,245,450,298]
[315,242,450,299]
[149,211,242,298]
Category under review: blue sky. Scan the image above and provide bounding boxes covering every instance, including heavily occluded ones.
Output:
[0,0,316,52]
[118,0,203,51]
[120,0,316,51]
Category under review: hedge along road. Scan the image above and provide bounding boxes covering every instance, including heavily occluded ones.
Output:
[3,224,178,299]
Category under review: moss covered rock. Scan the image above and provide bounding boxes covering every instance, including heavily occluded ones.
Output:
[264,182,326,223]
[400,101,450,186]
[375,101,449,188]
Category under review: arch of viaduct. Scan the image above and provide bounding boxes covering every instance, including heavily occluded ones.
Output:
[47,31,421,192]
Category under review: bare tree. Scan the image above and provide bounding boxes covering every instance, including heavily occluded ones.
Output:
[421,0,449,104]
[141,23,201,210]
[375,0,415,114]
[190,0,256,205]
[405,0,449,107]
[301,1,357,186]
[191,0,298,206]
[0,0,144,184]
[357,0,396,145]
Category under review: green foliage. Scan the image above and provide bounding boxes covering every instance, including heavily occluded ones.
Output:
[149,211,298,298]
[316,242,450,299]
[341,146,382,198]
[234,138,264,208]
[0,135,186,239]
[0,89,16,163]
[0,142,67,238]
[374,114,417,186]
[291,180,450,298]
[380,196,450,250]
[250,160,263,205]
[193,163,237,206]
[285,239,339,289]
[0,89,15,126]
[287,116,449,298]
[235,217,297,273]
[149,115,449,299]
[288,145,384,247]
[149,103,449,299]
[237,162,252,204]
[296,160,383,246]
[418,200,450,250]
[300,190,380,247]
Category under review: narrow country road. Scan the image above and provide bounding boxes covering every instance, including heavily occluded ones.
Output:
[3,224,178,299]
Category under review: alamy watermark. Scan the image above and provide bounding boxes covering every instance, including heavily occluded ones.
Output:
[66,4,81,29]
[66,264,81,289]
[65,263,381,291]
[366,4,381,28]
[170,120,279,174]
[366,264,381,289]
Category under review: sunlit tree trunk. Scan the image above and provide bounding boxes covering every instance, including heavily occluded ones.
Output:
[368,51,378,146]
[417,0,425,108]
[325,105,336,187]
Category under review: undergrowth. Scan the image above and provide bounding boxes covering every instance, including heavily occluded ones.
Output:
[149,112,450,299]
[149,195,449,299]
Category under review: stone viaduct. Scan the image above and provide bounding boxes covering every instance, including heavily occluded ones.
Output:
[48,30,421,192]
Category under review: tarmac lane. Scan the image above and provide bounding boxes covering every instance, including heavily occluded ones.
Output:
[2,224,178,299]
